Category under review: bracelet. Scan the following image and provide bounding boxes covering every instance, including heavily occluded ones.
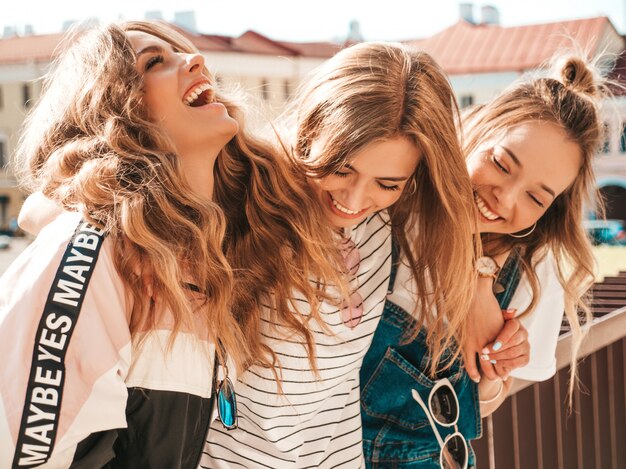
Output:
[479,379,504,405]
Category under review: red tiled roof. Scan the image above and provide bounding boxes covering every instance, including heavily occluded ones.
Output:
[406,16,618,74]
[278,41,342,58]
[0,22,331,64]
[231,30,300,55]
[0,17,622,70]
[0,32,65,64]
[162,22,235,52]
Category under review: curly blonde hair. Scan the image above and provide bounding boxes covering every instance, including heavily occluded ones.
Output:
[464,55,607,401]
[122,21,346,378]
[15,22,247,371]
[291,42,478,374]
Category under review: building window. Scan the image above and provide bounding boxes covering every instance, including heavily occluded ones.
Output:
[283,79,291,100]
[459,94,474,108]
[0,136,6,168]
[601,122,610,153]
[620,123,626,153]
[260,79,270,101]
[22,83,31,108]
[0,195,8,231]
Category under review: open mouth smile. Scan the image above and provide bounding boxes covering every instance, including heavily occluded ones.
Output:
[327,193,368,218]
[183,81,214,107]
[474,192,502,222]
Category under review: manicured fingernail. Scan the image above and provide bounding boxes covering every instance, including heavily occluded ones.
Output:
[480,354,489,361]
[481,347,490,355]
[503,375,509,381]
[472,375,481,383]
[507,308,517,314]
[492,341,502,351]
[490,359,497,364]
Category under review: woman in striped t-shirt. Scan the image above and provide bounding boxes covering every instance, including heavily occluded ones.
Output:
[201,42,477,468]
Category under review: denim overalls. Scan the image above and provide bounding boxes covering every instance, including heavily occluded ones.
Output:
[360,245,521,468]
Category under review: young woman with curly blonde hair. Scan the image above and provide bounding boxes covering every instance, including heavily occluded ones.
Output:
[1,20,344,468]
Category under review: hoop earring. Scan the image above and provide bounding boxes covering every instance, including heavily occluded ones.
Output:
[509,222,536,238]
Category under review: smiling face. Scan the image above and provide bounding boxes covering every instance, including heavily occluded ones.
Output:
[311,136,422,229]
[127,31,238,159]
[467,121,582,235]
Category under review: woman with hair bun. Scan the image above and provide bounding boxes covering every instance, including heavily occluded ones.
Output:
[462,55,604,401]
[360,54,607,468]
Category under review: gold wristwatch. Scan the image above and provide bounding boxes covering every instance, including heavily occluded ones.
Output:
[476,255,500,279]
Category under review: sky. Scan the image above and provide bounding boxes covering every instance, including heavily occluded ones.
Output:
[2,0,625,42]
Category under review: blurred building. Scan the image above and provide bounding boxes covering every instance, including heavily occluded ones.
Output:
[405,6,626,221]
[0,10,625,226]
[0,23,340,226]
[0,30,51,229]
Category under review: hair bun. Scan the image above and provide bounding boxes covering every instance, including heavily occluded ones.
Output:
[557,56,598,97]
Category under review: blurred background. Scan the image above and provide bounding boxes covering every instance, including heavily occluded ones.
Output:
[1,1,625,274]
[1,2,626,467]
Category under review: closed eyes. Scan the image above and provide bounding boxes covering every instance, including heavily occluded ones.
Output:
[491,151,544,207]
[332,170,400,191]
[491,153,510,175]
[145,54,164,70]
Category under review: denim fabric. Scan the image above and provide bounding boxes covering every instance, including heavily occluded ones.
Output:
[494,247,522,310]
[360,247,522,468]
[360,301,480,468]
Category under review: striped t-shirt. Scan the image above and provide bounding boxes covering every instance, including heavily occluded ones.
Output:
[200,211,392,468]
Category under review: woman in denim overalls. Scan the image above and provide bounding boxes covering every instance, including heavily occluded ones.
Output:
[361,54,607,468]
[287,42,481,467]
[361,243,521,468]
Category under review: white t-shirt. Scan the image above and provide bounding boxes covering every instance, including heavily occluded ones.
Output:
[388,251,564,382]
[200,212,392,469]
[506,252,564,381]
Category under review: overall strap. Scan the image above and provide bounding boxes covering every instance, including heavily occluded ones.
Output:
[387,234,401,294]
[494,247,522,310]
[12,220,106,468]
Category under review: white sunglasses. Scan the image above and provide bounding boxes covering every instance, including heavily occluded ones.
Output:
[411,378,468,469]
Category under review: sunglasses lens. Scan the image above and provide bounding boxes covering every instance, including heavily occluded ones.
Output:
[341,291,364,328]
[217,377,238,429]
[431,384,458,425]
[441,434,468,469]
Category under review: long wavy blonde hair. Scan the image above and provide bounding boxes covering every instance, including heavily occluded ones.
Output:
[14,22,247,371]
[121,21,346,376]
[291,42,478,374]
[463,56,606,400]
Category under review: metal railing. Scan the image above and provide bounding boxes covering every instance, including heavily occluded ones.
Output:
[472,274,626,469]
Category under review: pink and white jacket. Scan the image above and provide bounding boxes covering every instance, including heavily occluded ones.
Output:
[0,211,220,468]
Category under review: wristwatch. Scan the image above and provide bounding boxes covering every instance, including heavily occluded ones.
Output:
[476,256,500,279]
